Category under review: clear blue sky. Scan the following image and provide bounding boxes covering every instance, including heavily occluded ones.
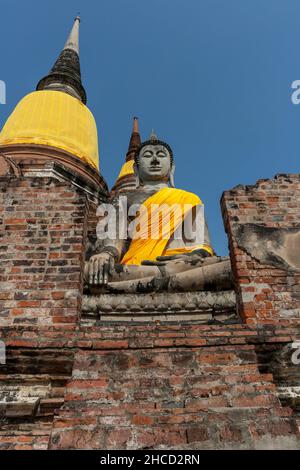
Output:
[1,0,299,255]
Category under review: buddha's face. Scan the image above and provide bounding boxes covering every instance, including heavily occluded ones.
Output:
[137,144,172,183]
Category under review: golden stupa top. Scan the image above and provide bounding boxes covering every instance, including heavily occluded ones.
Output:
[0,90,99,169]
[117,159,134,179]
[113,117,141,190]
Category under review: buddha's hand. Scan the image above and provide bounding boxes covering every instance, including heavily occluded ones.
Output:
[88,252,115,285]
[142,249,212,266]
[190,248,212,258]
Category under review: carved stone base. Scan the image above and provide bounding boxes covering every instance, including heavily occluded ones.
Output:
[82,290,237,324]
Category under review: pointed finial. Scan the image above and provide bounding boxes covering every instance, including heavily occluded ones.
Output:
[133,116,139,133]
[36,17,86,103]
[64,15,80,53]
[150,129,158,141]
[125,116,141,162]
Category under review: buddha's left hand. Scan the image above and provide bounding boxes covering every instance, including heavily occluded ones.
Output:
[141,249,211,266]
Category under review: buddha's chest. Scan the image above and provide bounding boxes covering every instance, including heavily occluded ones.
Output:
[123,190,157,224]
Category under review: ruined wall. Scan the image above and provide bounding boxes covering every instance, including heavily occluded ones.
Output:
[49,323,299,450]
[1,323,299,450]
[221,174,300,325]
[0,176,88,326]
[0,172,299,449]
[0,174,92,448]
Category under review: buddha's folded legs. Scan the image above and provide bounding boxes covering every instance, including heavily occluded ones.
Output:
[84,252,217,285]
[85,257,232,293]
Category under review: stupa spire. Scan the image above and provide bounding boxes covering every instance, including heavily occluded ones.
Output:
[63,15,80,53]
[126,116,142,162]
[110,117,142,193]
[36,16,87,104]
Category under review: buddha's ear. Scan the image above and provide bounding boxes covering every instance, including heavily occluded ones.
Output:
[169,163,175,188]
[133,162,141,188]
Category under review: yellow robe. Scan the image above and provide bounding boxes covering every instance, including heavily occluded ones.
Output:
[121,187,213,265]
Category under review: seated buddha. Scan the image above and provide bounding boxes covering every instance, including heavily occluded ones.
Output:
[85,133,231,293]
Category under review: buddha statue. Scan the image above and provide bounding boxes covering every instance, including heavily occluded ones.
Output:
[85,133,232,293]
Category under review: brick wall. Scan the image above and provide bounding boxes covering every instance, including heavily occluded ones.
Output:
[221,174,300,325]
[0,172,299,449]
[2,323,296,450]
[0,176,89,326]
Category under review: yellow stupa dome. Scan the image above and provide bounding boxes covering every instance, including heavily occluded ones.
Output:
[0,90,99,169]
[117,159,134,179]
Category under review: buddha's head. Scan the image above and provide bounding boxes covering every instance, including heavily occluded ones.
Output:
[134,132,175,187]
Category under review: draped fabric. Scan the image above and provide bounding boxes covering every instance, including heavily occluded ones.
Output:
[0,90,99,169]
[121,187,212,265]
[163,244,213,257]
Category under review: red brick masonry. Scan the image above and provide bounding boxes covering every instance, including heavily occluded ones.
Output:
[0,172,299,449]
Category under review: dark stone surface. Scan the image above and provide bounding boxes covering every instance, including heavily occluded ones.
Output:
[235,223,300,271]
[36,48,86,104]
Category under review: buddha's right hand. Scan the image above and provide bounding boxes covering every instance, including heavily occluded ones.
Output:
[88,252,115,285]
